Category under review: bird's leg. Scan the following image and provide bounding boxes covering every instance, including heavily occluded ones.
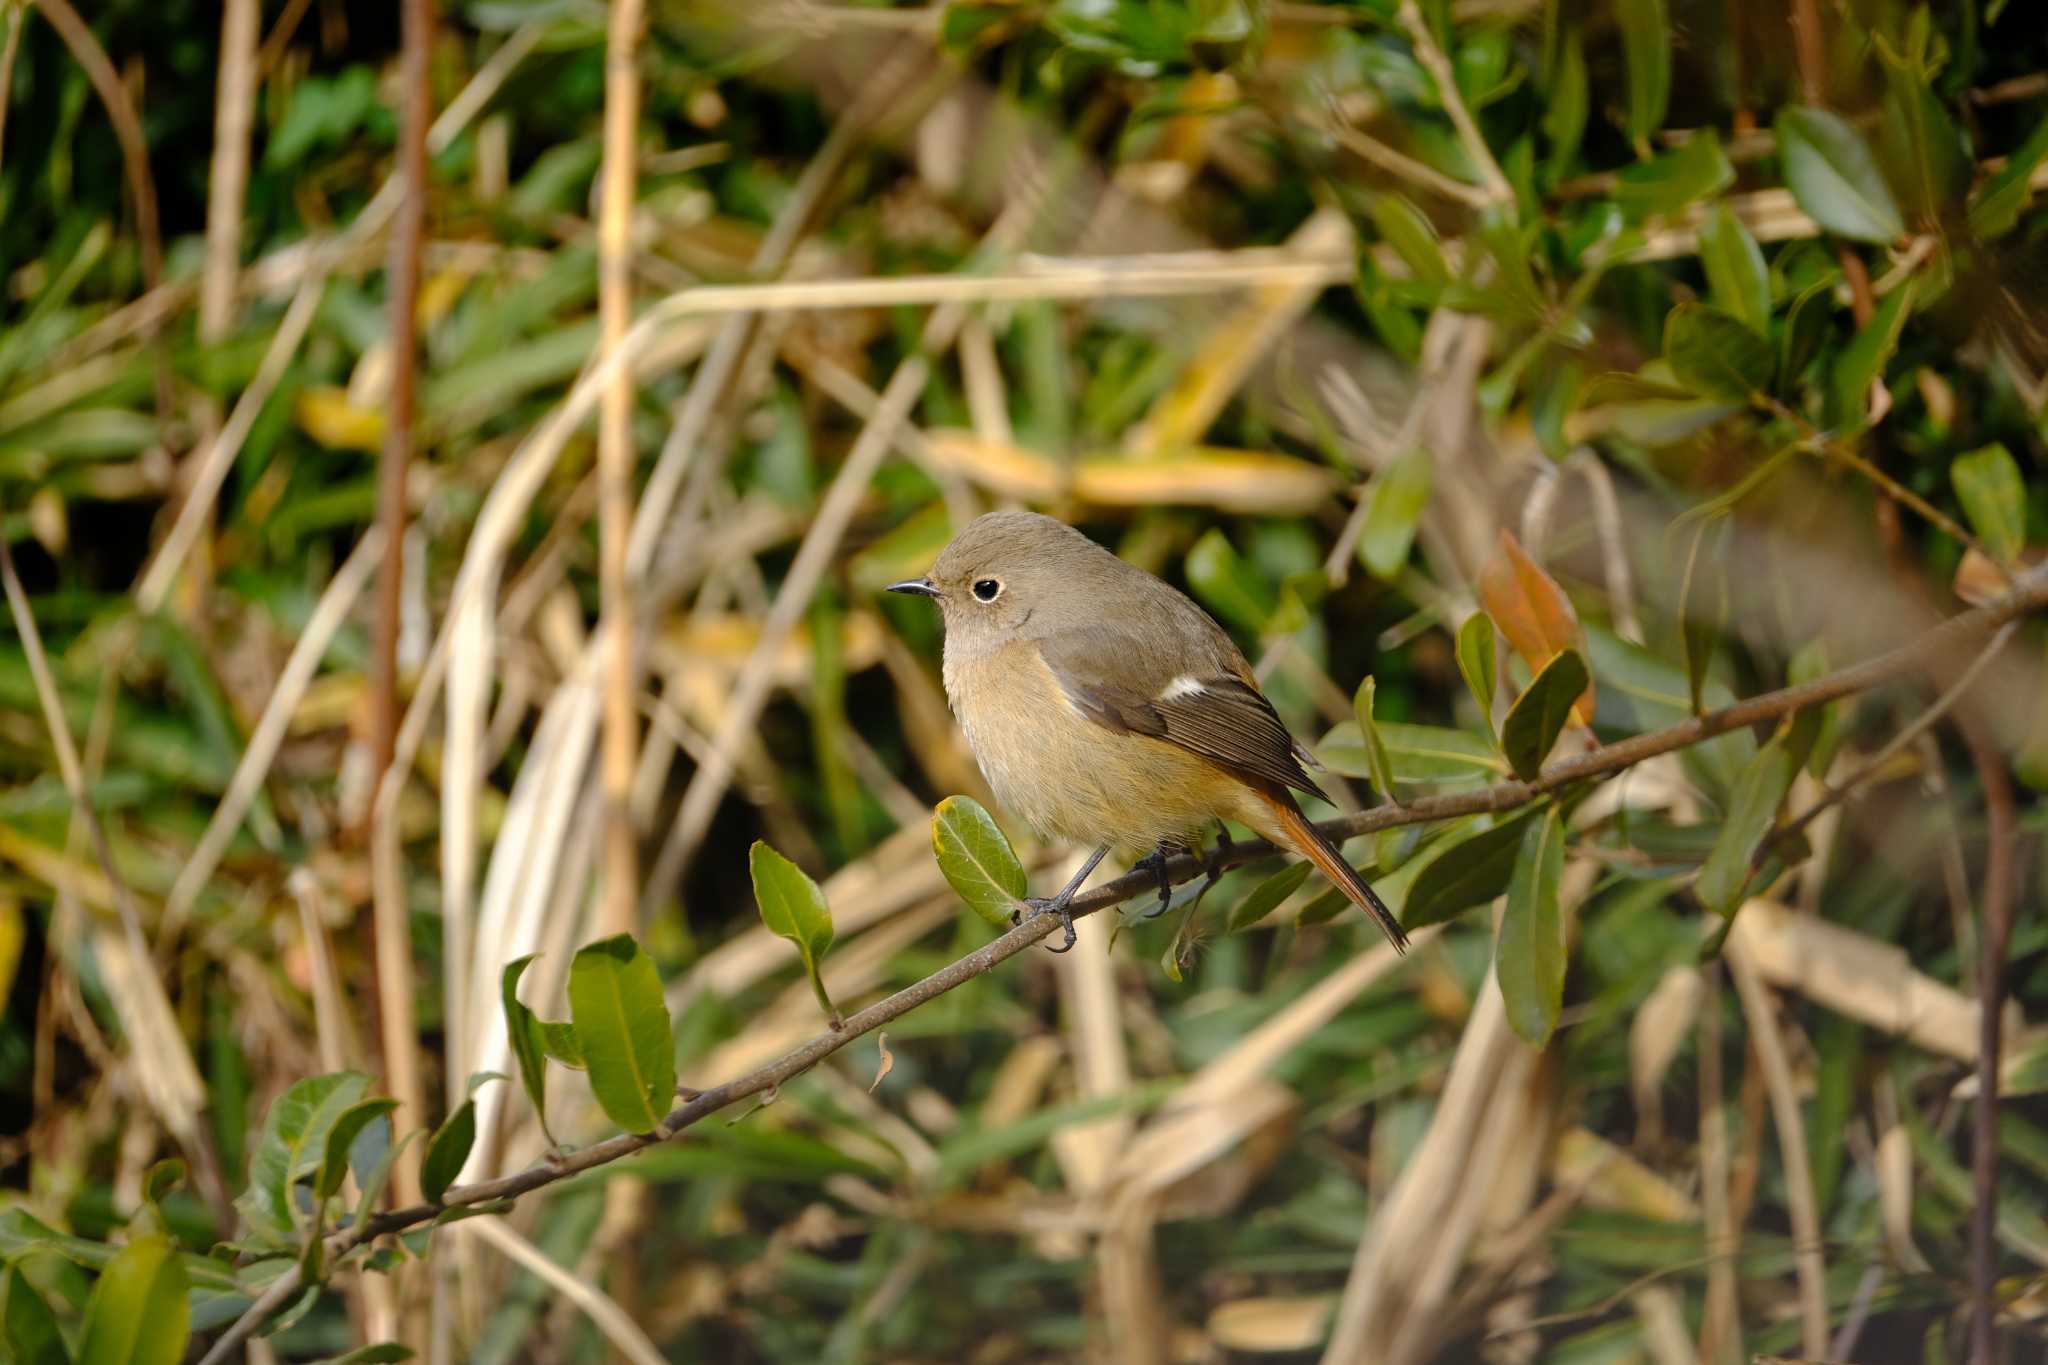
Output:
[1016,844,1110,953]
[1132,840,1187,919]
[1203,826,1236,894]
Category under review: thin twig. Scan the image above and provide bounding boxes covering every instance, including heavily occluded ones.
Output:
[1395,0,1512,205]
[195,563,2048,1359]
[597,0,645,937]
[1965,712,2019,1365]
[1325,118,1493,209]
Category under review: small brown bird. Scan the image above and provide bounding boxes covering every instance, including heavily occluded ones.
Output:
[889,511,1406,954]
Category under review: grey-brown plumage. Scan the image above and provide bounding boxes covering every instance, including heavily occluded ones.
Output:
[889,510,1406,952]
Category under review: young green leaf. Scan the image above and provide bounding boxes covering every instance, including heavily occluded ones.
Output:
[1678,519,1729,715]
[1695,736,1800,915]
[931,796,1029,930]
[1358,448,1434,580]
[1542,27,1588,174]
[1664,302,1774,402]
[539,1021,586,1070]
[1776,107,1905,243]
[238,1071,372,1238]
[568,934,679,1134]
[1779,275,1835,386]
[501,954,556,1143]
[1880,79,1966,228]
[316,1098,398,1202]
[1352,676,1399,802]
[749,842,839,1022]
[1829,279,1916,430]
[1614,128,1730,219]
[1698,203,1770,334]
[1500,649,1588,780]
[1369,193,1450,287]
[77,1235,188,1365]
[420,1099,476,1205]
[1226,860,1313,934]
[2,1266,68,1365]
[1616,0,1670,145]
[1497,806,1567,1046]
[1951,443,2027,565]
[142,1159,185,1206]
[1320,720,1509,787]
[1404,811,1539,928]
[1456,611,1499,738]
[1968,114,2048,239]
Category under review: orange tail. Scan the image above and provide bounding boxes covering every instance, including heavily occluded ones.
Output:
[1258,788,1409,953]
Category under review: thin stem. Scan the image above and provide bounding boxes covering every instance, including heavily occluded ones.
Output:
[1396,0,1513,206]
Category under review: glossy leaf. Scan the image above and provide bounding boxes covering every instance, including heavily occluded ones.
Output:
[501,954,555,1143]
[568,934,679,1134]
[1358,448,1434,580]
[750,841,840,1020]
[1695,737,1799,915]
[1497,806,1566,1046]
[238,1072,371,1237]
[1404,812,1539,929]
[1500,649,1588,780]
[1777,107,1904,244]
[77,1235,187,1365]
[1951,443,2027,565]
[1616,0,1670,144]
[1456,610,1498,737]
[1352,676,1398,801]
[1226,860,1313,935]
[932,796,1029,930]
[1664,302,1774,402]
[1698,203,1770,334]
[316,1098,397,1202]
[1476,530,1594,725]
[420,1099,476,1205]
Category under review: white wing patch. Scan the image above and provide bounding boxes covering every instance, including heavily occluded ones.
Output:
[1158,675,1207,701]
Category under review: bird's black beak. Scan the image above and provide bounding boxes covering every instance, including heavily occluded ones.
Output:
[886,577,939,598]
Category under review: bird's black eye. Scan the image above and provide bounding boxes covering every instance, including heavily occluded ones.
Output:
[972,578,1002,602]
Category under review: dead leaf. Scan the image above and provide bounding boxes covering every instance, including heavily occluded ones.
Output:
[869,1032,894,1093]
[1476,528,1596,725]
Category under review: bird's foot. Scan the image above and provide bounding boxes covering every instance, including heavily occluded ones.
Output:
[1017,894,1079,952]
[1132,842,1187,919]
[1203,828,1235,893]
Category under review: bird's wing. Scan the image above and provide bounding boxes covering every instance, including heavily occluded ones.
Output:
[1036,623,1320,796]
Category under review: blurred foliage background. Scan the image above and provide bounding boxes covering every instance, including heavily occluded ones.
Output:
[3,0,2048,1361]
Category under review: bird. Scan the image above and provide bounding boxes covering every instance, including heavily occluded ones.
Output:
[888,510,1406,954]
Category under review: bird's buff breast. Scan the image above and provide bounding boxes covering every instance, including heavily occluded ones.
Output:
[944,639,1239,850]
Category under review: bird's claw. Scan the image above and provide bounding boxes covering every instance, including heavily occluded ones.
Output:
[1021,896,1079,952]
[1133,844,1180,918]
[1203,828,1235,892]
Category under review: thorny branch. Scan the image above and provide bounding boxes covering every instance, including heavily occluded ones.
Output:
[192,562,2048,1362]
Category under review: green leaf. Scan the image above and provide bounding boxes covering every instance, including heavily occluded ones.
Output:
[931,796,1028,930]
[1358,448,1433,580]
[1352,677,1398,802]
[1829,279,1916,430]
[1968,115,2048,239]
[2,1266,68,1365]
[539,1021,585,1070]
[1698,203,1770,334]
[352,1131,421,1238]
[1542,27,1588,174]
[313,1347,418,1364]
[1951,443,2027,564]
[501,955,555,1143]
[1320,721,1509,786]
[317,1099,398,1202]
[1184,529,1273,634]
[1497,807,1566,1046]
[1456,611,1498,737]
[238,1072,372,1238]
[1880,79,1966,227]
[77,1235,187,1365]
[1404,811,1539,929]
[1664,302,1774,403]
[1615,129,1730,219]
[1500,650,1587,780]
[748,842,839,1022]
[1225,860,1313,934]
[142,1159,185,1206]
[420,1100,476,1205]
[1369,193,1450,287]
[1616,0,1670,144]
[1776,107,1905,243]
[1779,275,1836,385]
[1695,737,1800,915]
[1678,519,1729,715]
[568,934,679,1134]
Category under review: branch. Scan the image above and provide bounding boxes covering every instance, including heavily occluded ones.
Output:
[196,562,2048,1361]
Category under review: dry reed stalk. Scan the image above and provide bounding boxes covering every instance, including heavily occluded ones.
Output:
[200,0,259,343]
[464,1217,667,1365]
